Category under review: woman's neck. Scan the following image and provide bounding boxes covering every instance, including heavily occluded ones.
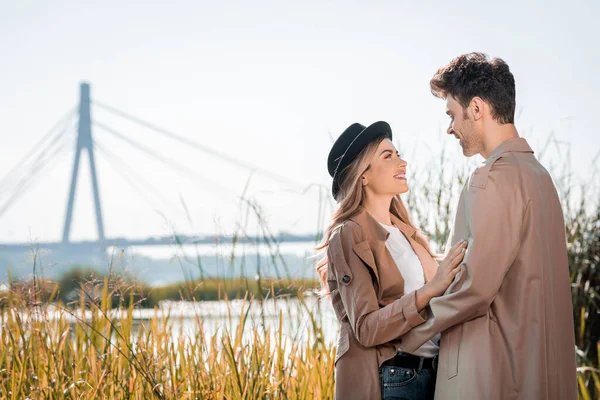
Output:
[362,195,393,226]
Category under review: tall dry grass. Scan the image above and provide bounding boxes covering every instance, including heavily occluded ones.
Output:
[1,273,334,399]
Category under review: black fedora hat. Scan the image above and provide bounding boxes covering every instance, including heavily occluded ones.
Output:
[327,121,392,199]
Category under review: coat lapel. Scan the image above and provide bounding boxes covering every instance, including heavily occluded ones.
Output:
[389,214,438,283]
[350,208,438,298]
[412,241,438,283]
[348,207,438,298]
[348,208,388,297]
[351,238,380,285]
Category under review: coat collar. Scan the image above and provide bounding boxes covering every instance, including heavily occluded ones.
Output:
[348,206,417,243]
[347,206,437,285]
[486,137,534,161]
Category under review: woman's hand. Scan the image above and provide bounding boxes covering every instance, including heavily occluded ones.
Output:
[416,240,467,310]
[429,240,468,296]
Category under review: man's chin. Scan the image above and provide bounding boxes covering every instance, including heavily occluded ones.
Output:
[461,146,478,157]
[458,140,471,157]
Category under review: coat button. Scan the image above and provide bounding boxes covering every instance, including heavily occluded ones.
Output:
[342,275,350,284]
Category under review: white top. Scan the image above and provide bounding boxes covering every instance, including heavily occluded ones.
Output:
[379,222,440,358]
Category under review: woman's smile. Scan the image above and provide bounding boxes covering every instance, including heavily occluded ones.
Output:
[393,171,406,180]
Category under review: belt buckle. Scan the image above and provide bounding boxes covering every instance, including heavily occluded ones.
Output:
[432,355,438,371]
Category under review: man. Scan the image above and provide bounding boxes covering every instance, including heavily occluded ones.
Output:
[399,53,578,399]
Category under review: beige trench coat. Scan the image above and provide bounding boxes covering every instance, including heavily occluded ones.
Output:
[327,208,438,400]
[399,138,578,399]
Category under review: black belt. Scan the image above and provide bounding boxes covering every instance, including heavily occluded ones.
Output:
[381,352,438,371]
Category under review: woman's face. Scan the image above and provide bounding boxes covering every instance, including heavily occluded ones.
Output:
[362,138,408,196]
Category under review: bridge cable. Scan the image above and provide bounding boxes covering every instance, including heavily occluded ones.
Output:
[92,100,305,191]
[0,129,75,220]
[93,140,187,220]
[0,107,76,194]
[93,120,240,199]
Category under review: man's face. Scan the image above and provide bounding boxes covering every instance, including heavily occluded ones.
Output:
[445,95,483,157]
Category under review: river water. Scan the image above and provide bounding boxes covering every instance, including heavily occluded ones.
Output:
[17,296,339,352]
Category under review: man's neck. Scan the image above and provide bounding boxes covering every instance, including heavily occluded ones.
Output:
[481,123,520,159]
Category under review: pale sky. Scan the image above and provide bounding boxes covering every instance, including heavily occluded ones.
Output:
[0,0,598,243]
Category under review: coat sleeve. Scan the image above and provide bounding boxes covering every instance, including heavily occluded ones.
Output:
[327,220,427,348]
[399,156,528,353]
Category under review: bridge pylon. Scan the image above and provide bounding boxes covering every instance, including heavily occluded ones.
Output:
[62,83,105,244]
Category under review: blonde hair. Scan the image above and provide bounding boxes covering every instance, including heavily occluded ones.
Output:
[315,138,434,293]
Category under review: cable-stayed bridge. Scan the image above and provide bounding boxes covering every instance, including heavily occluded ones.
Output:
[0,83,326,260]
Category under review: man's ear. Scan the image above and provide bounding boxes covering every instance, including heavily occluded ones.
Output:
[470,97,485,121]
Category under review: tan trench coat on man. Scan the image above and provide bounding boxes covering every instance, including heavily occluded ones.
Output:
[398,138,578,399]
[327,208,439,399]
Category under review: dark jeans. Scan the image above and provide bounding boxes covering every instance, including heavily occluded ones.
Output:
[379,364,436,400]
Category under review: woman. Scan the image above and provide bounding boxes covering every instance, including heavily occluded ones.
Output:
[316,121,467,400]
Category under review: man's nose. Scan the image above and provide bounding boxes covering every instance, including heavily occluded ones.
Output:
[447,124,454,135]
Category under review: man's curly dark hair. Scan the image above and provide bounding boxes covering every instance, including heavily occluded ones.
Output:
[430,52,516,124]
